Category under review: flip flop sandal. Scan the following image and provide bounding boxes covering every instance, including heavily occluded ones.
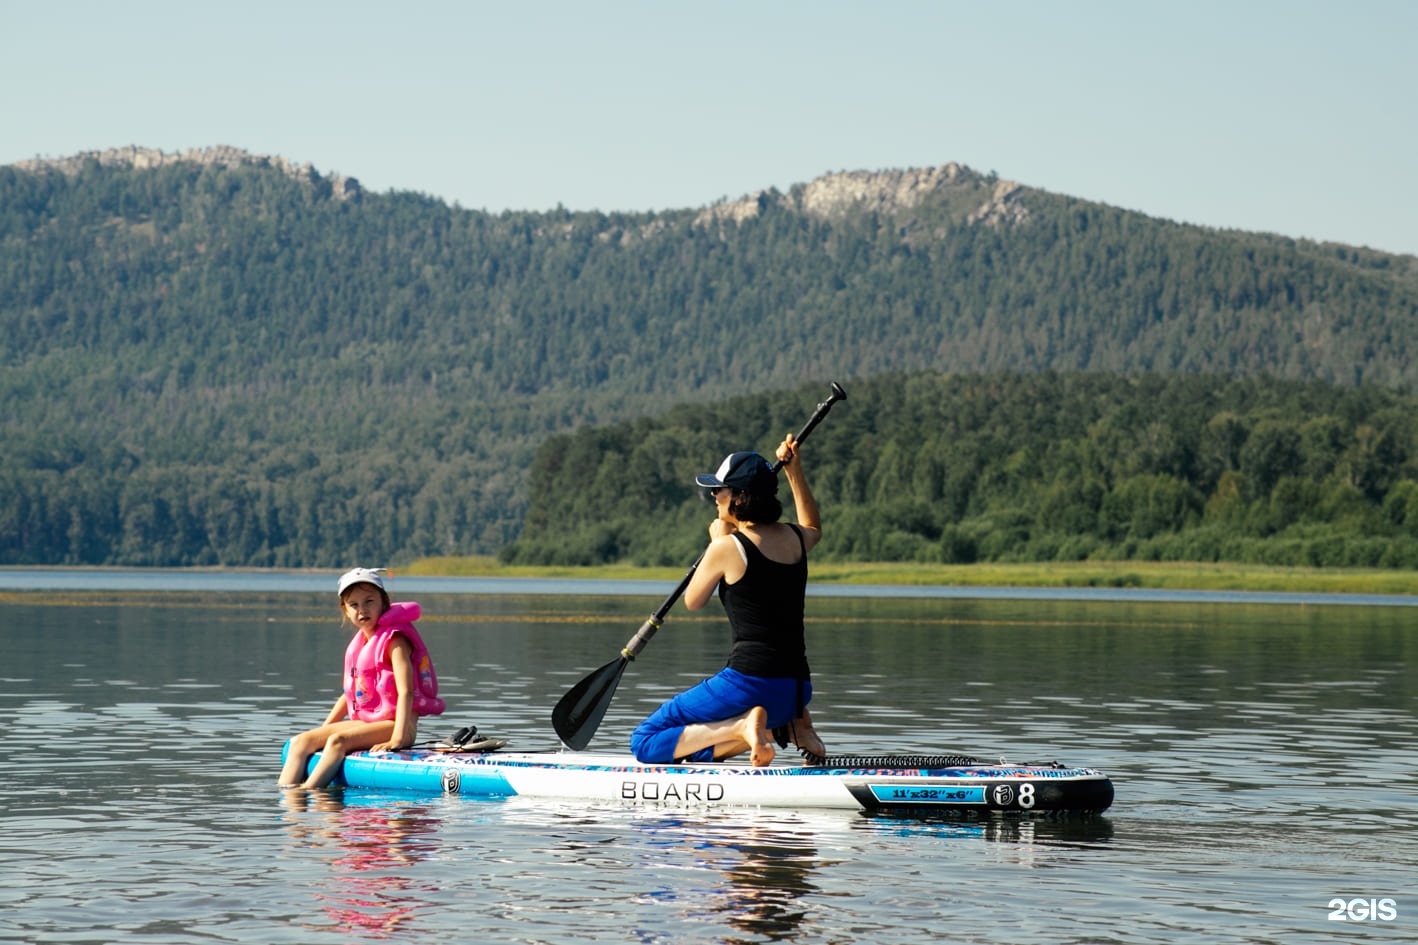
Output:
[429,725,478,751]
[432,735,507,754]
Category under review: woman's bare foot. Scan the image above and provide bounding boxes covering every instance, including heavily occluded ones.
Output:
[744,706,775,766]
[790,711,827,760]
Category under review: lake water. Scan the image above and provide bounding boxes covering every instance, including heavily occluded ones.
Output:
[2,573,1414,943]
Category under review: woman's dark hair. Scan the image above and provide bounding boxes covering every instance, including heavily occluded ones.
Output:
[728,488,782,524]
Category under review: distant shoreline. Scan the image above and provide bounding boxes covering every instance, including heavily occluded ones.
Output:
[4,558,1415,597]
[404,556,1418,597]
[2,561,1415,605]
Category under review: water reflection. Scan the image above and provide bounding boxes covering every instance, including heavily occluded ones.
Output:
[625,815,824,942]
[613,808,1119,941]
[705,827,820,942]
[860,811,1116,850]
[280,789,441,940]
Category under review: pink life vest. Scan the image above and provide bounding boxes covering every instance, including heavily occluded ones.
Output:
[342,601,446,722]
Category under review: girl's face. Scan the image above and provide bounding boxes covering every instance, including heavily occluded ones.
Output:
[342,585,384,633]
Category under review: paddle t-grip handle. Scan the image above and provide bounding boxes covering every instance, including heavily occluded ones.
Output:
[769,381,847,473]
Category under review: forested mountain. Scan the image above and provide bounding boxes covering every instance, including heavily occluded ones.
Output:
[2,147,1415,566]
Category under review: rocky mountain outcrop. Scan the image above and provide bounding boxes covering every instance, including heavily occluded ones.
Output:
[694,162,1028,229]
[8,145,362,201]
[10,146,1029,225]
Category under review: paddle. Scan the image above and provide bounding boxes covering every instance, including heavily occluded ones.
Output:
[552,381,848,750]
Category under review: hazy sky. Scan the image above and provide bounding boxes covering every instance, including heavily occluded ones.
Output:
[4,0,1413,254]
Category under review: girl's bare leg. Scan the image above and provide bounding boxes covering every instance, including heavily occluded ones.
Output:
[279,721,394,788]
[279,727,329,787]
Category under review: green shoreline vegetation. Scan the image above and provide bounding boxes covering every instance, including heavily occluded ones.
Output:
[404,556,1418,596]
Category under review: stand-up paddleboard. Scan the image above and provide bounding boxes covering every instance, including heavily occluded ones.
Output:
[283,743,1114,815]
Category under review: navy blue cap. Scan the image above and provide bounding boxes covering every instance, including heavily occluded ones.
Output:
[695,451,777,494]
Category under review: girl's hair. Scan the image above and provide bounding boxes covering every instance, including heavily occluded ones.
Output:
[728,488,782,524]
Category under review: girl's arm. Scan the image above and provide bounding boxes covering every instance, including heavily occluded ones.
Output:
[321,693,348,726]
[372,635,417,751]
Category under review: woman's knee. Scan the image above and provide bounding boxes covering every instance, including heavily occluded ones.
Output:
[631,726,677,764]
[629,726,655,763]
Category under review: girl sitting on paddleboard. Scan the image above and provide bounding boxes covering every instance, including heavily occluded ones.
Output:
[630,434,826,767]
[278,568,446,789]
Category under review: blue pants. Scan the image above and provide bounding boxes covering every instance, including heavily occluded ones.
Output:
[630,667,812,763]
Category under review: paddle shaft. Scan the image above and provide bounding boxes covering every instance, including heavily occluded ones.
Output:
[619,380,848,660]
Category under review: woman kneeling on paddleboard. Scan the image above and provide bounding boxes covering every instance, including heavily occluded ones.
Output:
[630,435,826,766]
[279,568,446,789]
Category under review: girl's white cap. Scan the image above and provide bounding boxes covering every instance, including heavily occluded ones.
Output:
[337,567,388,597]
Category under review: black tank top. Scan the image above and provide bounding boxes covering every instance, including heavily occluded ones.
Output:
[719,524,810,679]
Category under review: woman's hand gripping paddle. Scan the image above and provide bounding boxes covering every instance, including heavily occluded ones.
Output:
[551,382,848,751]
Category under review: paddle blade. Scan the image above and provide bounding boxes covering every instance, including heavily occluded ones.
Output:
[552,656,629,751]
